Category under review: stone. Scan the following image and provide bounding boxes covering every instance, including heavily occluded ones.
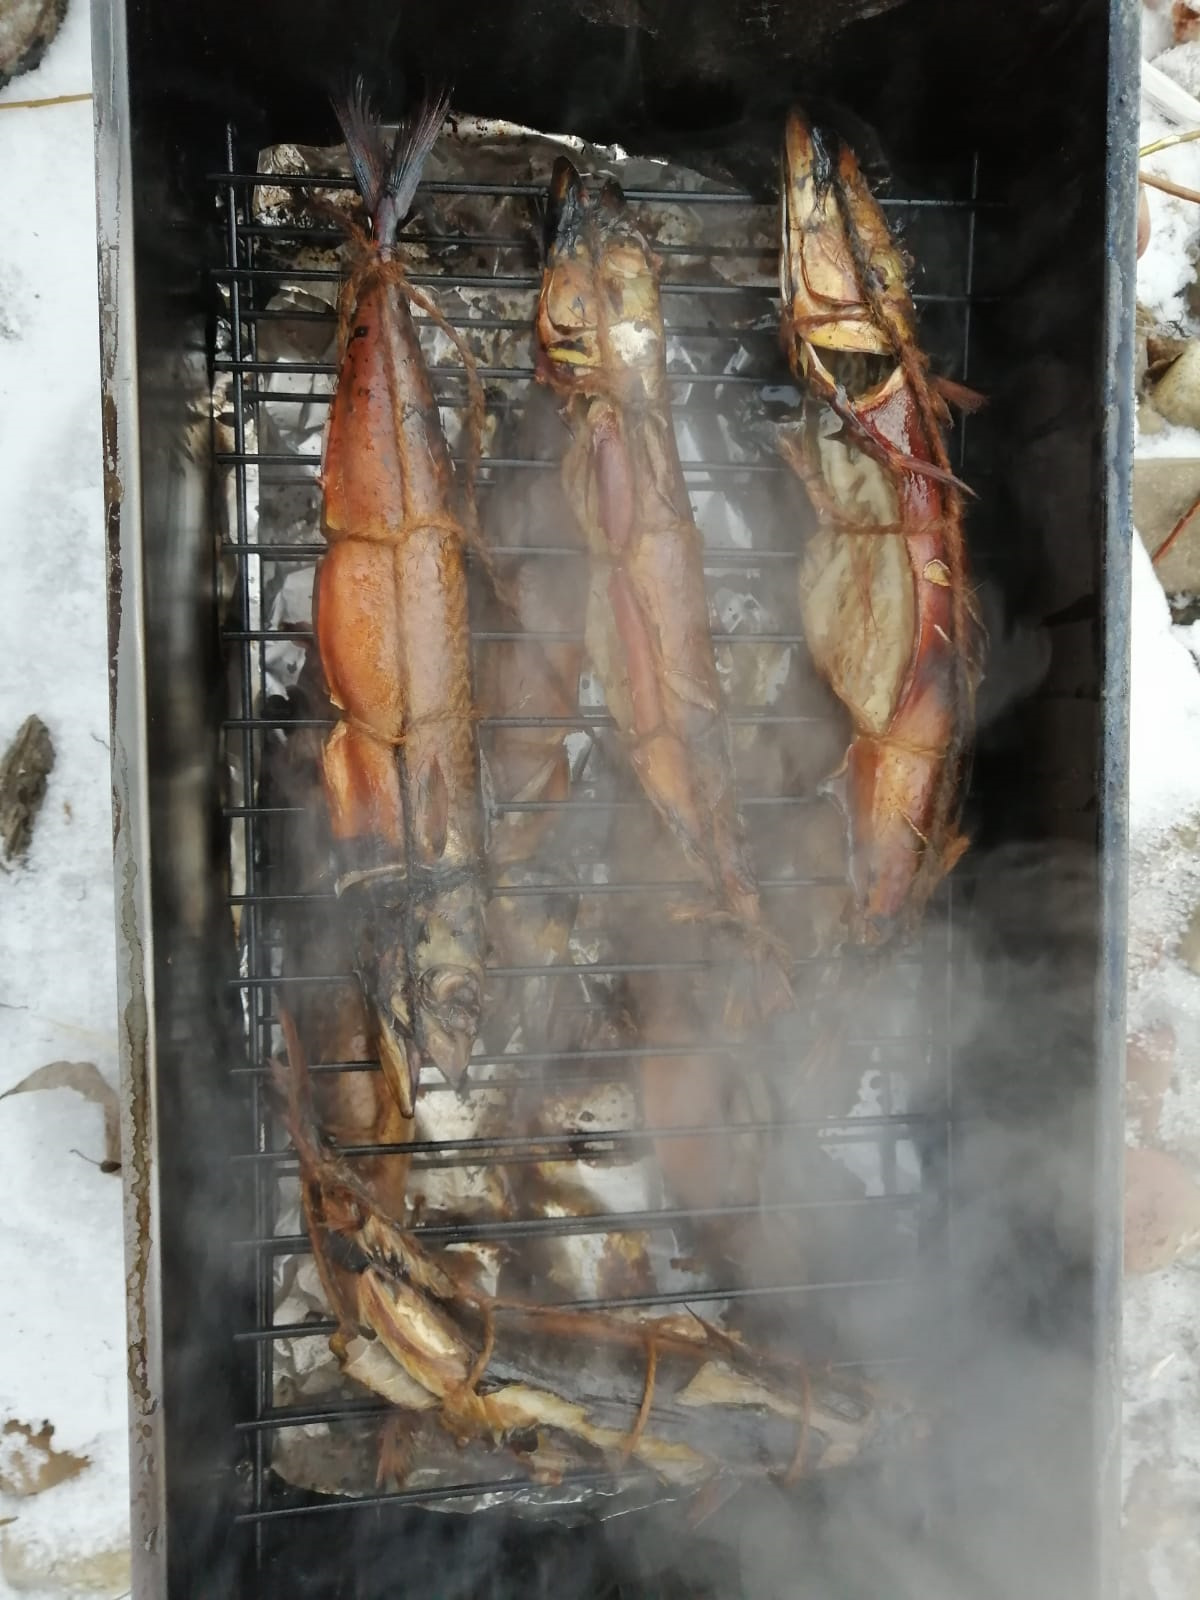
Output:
[0,0,67,92]
[1151,340,1200,430]
[1133,457,1200,593]
[1125,1144,1200,1274]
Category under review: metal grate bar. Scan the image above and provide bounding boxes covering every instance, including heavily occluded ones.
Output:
[213,450,790,476]
[236,1193,921,1256]
[221,627,810,644]
[217,542,808,562]
[214,118,979,1535]
[222,712,829,729]
[212,166,990,209]
[233,1111,934,1167]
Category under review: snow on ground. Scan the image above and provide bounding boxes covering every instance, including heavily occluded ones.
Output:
[1123,17,1200,1600]
[0,2,128,1595]
[1129,533,1200,845]
[0,1,1197,1594]
[1139,108,1200,331]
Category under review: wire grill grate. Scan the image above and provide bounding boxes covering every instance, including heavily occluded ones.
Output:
[213,120,980,1539]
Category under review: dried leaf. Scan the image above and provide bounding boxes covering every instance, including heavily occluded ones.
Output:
[0,1420,88,1497]
[1,1061,120,1170]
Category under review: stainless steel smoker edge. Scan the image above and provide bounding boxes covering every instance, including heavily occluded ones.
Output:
[1096,0,1139,1592]
[92,1,166,1593]
[90,0,1141,1593]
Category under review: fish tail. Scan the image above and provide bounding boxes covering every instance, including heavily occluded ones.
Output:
[332,77,451,244]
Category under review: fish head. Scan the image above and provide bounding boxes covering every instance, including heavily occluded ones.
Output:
[411,887,484,1088]
[780,108,914,376]
[369,949,420,1119]
[415,962,482,1087]
[535,156,663,404]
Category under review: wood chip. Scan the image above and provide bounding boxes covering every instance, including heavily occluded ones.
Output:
[0,715,55,864]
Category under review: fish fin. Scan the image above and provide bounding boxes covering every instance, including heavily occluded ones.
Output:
[932,374,987,414]
[383,89,451,228]
[273,1010,324,1173]
[332,80,450,241]
[662,668,720,717]
[333,76,390,215]
[544,156,584,259]
[940,830,971,876]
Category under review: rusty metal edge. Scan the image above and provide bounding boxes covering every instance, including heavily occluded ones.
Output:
[91,1,166,1594]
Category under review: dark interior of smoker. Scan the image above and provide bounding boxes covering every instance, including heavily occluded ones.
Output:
[118,0,1129,1594]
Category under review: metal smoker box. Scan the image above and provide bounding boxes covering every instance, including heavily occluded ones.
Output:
[94,0,1136,1595]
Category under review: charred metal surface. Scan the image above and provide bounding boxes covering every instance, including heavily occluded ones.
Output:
[95,0,1133,1595]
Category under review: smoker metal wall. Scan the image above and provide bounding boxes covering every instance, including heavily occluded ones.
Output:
[93,0,1135,1594]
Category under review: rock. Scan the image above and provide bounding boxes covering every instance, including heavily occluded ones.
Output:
[1127,1024,1177,1142]
[1133,457,1200,592]
[0,1528,129,1596]
[1180,901,1200,975]
[0,0,67,92]
[1151,340,1200,430]
[1125,1145,1200,1274]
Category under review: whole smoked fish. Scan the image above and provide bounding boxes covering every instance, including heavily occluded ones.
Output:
[778,110,983,945]
[317,88,485,1114]
[535,157,791,1026]
[274,1025,906,1491]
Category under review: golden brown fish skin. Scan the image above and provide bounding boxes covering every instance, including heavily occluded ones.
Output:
[779,109,982,946]
[535,158,790,1026]
[318,98,484,1113]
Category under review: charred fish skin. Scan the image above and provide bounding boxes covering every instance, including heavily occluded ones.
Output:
[535,157,791,1026]
[779,109,982,947]
[318,85,485,1113]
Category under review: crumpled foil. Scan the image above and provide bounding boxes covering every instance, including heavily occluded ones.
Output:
[215,110,936,1519]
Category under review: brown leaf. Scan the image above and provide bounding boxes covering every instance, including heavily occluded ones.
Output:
[0,1420,88,1497]
[1,1061,120,1170]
